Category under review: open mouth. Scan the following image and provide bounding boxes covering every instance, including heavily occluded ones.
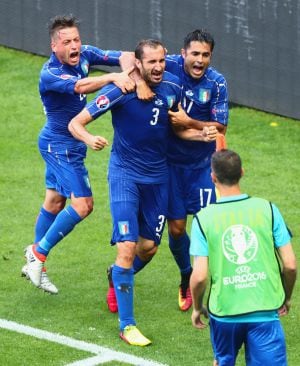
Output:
[152,72,162,81]
[70,51,79,62]
[193,64,204,73]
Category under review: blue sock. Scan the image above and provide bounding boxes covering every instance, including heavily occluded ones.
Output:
[112,265,135,330]
[168,232,192,275]
[133,255,152,274]
[36,205,82,256]
[34,207,57,242]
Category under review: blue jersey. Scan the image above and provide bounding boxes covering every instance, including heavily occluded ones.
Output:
[39,45,121,151]
[86,71,182,183]
[165,54,229,168]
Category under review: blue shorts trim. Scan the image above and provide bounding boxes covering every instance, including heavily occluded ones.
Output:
[109,177,168,245]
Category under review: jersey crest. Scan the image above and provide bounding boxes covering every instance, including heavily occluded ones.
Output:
[167,95,176,108]
[199,88,211,103]
[118,221,130,235]
[81,60,89,76]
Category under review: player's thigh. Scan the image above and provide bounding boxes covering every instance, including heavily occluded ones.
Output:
[245,321,287,366]
[109,177,139,243]
[210,317,245,366]
[139,182,168,244]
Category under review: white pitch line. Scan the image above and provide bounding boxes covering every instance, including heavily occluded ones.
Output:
[0,319,168,366]
[66,354,117,366]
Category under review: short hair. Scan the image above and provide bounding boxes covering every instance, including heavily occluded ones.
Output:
[135,39,165,60]
[211,149,242,185]
[48,14,80,40]
[183,29,215,52]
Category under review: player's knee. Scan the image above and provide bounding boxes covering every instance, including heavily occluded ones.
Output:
[140,243,158,261]
[55,200,66,212]
[116,243,136,267]
[81,202,93,217]
[168,225,185,239]
[72,198,94,218]
[168,220,186,239]
[44,196,66,214]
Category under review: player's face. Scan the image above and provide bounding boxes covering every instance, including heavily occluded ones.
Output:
[51,27,82,66]
[182,41,212,79]
[136,45,166,86]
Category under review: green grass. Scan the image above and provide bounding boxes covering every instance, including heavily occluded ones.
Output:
[0,46,299,365]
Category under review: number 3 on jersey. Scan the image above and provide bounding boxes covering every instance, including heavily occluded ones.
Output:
[155,214,166,239]
[150,108,160,125]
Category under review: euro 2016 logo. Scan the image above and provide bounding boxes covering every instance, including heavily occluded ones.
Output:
[96,95,110,110]
[222,225,258,265]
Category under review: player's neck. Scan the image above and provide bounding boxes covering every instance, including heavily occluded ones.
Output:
[217,184,241,197]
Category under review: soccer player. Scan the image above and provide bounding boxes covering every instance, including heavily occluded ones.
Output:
[23,14,137,294]
[165,29,229,311]
[68,39,217,345]
[190,149,297,366]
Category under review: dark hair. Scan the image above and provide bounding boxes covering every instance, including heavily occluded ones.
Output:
[135,39,165,60]
[211,149,242,185]
[48,14,80,39]
[183,29,215,52]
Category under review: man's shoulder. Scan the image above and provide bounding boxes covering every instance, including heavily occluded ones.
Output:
[166,54,183,64]
[40,60,75,80]
[80,44,102,55]
[162,71,182,87]
[205,67,227,83]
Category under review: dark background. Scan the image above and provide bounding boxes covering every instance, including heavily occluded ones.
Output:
[1,0,299,120]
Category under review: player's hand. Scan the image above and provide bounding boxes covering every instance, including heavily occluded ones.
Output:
[278,300,291,317]
[168,102,190,126]
[88,135,109,151]
[191,307,208,329]
[136,79,155,101]
[113,66,136,94]
[202,126,218,142]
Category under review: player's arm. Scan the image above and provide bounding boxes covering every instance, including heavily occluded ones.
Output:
[168,102,227,134]
[119,51,154,100]
[173,125,218,142]
[68,109,109,151]
[190,256,208,329]
[277,243,297,315]
[74,67,135,95]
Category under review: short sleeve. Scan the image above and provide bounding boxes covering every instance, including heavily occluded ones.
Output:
[190,216,208,256]
[271,203,292,248]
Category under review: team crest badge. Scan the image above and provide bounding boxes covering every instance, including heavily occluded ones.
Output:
[83,175,91,189]
[118,221,130,235]
[199,89,211,102]
[167,95,176,108]
[81,60,89,76]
